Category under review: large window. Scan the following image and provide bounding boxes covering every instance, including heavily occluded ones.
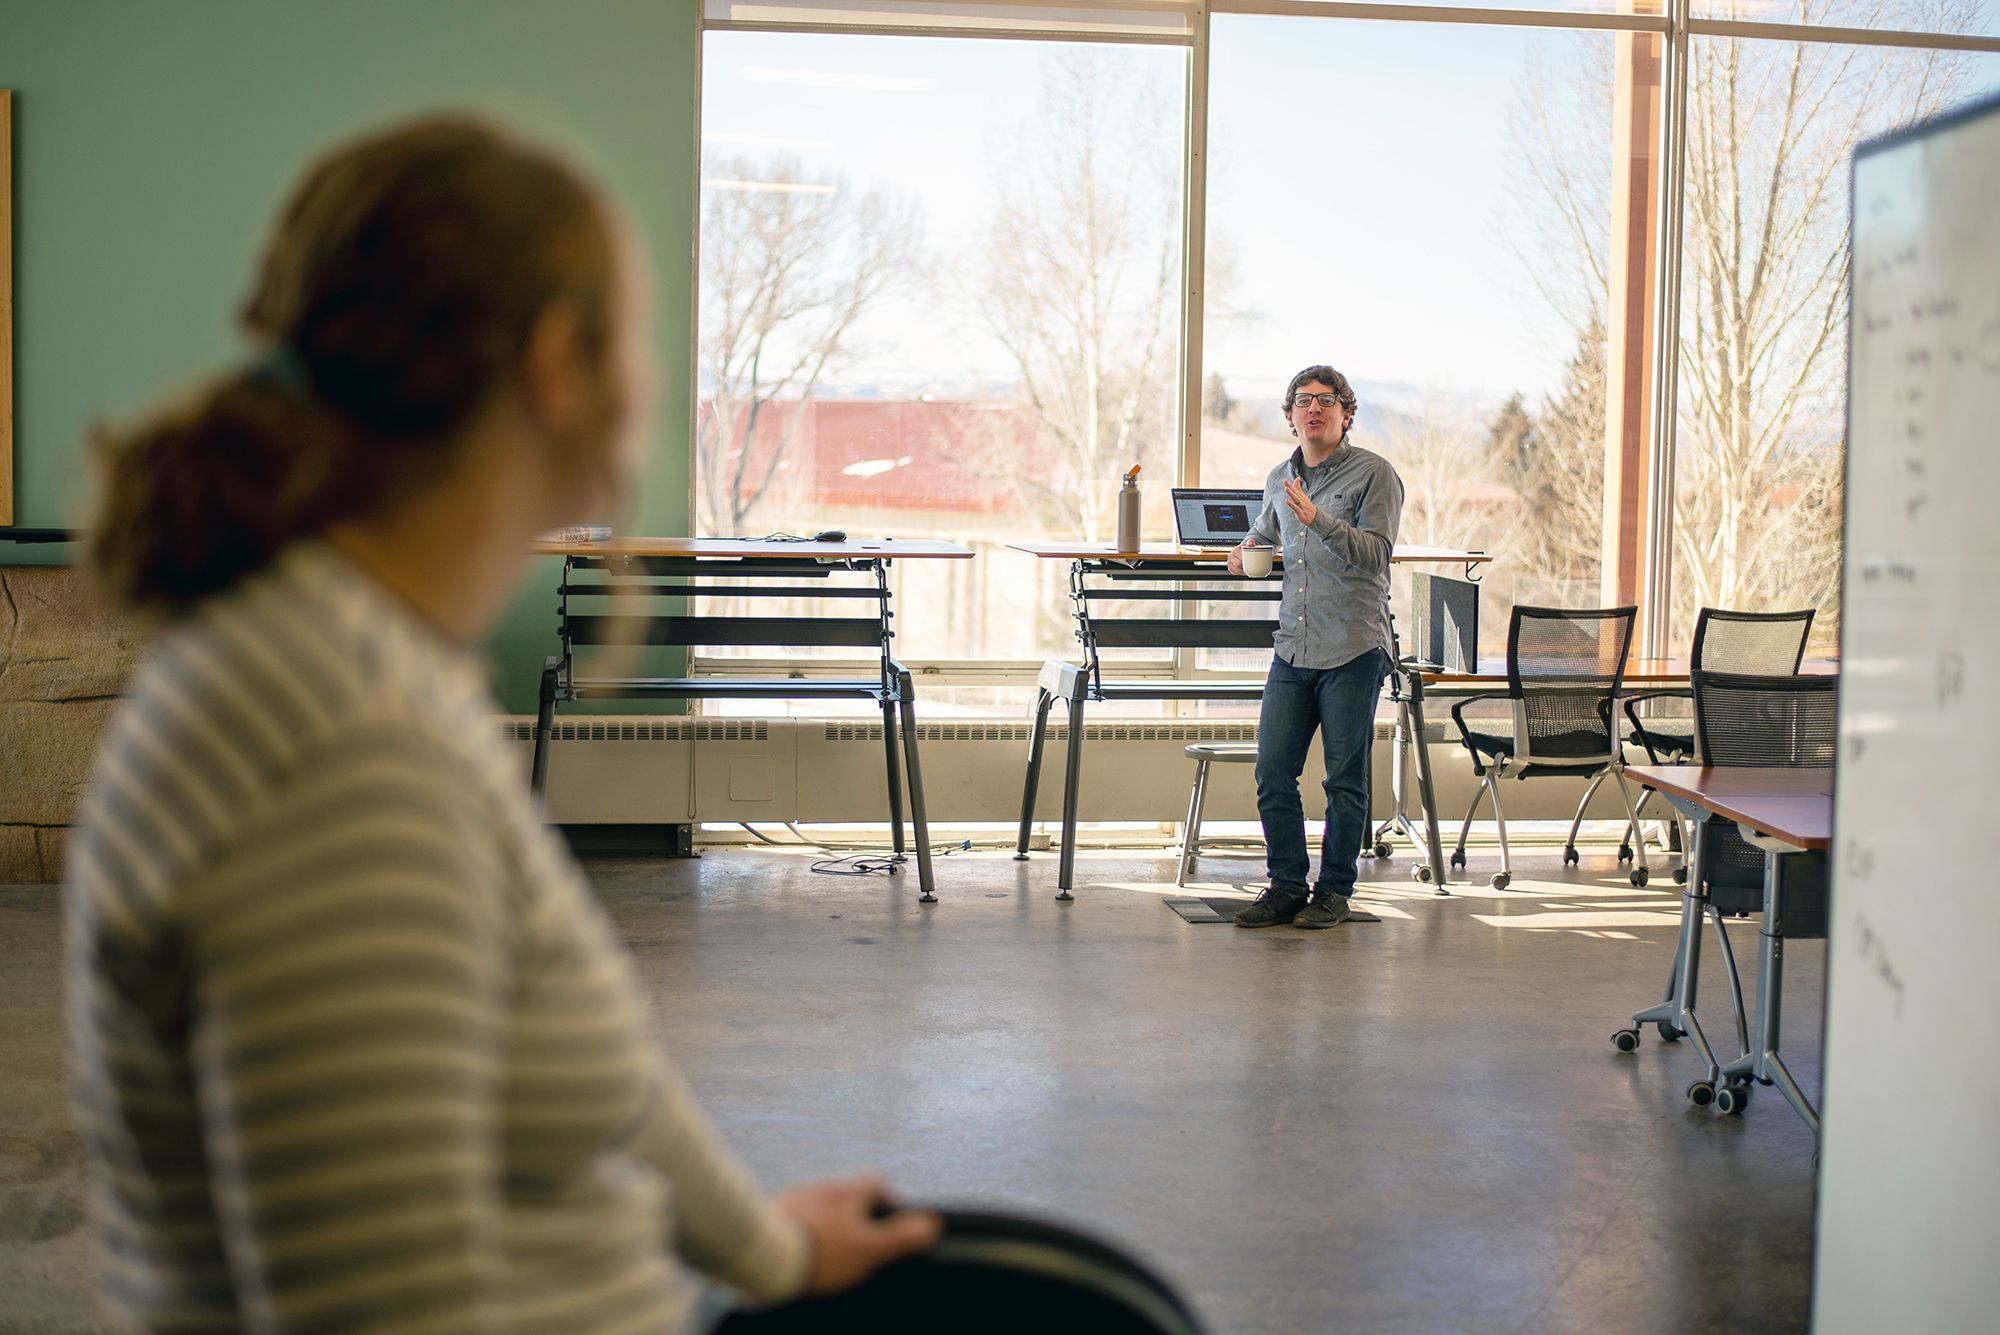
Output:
[691,0,2000,707]
[1667,29,2000,654]
[1691,0,2000,37]
[1204,15,1647,662]
[696,31,1187,672]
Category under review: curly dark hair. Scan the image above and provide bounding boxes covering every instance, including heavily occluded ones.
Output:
[1280,365,1358,427]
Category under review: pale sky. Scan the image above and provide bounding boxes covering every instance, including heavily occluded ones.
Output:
[701,13,2000,413]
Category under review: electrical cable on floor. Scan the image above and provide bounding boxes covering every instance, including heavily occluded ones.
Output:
[783,821,893,853]
[738,822,813,847]
[782,821,992,856]
[808,852,901,876]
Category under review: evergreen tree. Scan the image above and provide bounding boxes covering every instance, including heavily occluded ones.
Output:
[1495,319,1606,602]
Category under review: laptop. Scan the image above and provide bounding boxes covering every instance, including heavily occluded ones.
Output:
[1170,488,1265,548]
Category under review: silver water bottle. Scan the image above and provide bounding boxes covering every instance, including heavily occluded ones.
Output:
[1116,465,1142,552]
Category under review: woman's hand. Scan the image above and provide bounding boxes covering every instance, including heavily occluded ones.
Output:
[1226,544,1246,576]
[1283,478,1318,527]
[776,1177,941,1296]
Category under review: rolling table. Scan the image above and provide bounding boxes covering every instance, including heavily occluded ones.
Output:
[528,536,974,901]
[1625,765,1833,1136]
[1007,543,1491,899]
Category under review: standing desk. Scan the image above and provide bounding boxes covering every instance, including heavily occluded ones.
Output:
[528,536,974,901]
[1625,765,1832,1136]
[1006,543,1491,898]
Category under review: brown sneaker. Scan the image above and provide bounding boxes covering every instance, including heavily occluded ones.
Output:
[1293,892,1354,930]
[1233,888,1306,928]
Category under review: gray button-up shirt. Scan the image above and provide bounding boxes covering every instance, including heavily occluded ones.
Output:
[1246,441,1405,670]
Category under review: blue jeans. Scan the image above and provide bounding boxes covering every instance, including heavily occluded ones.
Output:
[1255,649,1388,901]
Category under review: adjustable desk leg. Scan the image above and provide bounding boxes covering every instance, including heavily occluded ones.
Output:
[1635,819,1717,1075]
[1378,695,1408,850]
[1404,669,1449,892]
[532,656,560,797]
[1720,850,1819,1136]
[1015,688,1054,860]
[1056,693,1086,902]
[894,670,937,904]
[880,694,907,858]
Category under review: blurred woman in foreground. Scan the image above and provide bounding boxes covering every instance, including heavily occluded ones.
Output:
[67,115,934,1334]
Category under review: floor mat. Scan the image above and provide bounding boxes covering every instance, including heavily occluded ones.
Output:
[1164,896,1381,924]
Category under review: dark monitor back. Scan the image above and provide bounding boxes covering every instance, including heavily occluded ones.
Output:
[1411,572,1478,672]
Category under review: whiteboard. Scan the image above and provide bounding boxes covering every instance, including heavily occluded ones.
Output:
[1815,95,2000,1335]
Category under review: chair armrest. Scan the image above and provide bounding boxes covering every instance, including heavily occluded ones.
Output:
[1449,693,1505,756]
[1621,692,1692,764]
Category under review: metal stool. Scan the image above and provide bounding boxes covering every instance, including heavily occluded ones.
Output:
[1177,743,1260,887]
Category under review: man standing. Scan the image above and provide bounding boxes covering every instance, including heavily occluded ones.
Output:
[1228,366,1405,929]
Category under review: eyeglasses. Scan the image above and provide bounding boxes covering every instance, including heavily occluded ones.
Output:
[1289,393,1343,410]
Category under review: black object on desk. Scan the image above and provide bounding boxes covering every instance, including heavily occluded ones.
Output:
[1409,571,1478,674]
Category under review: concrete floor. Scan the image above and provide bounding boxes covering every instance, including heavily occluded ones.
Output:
[0,840,1823,1334]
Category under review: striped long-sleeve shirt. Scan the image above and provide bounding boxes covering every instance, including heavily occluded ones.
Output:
[65,541,809,1333]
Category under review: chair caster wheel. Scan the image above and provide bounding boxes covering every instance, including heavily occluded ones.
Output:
[1373,841,1393,860]
[1673,866,1688,884]
[1687,1080,1717,1108]
[1657,1022,1683,1042]
[1562,846,1580,867]
[1715,1083,1752,1115]
[1618,843,1635,864]
[1611,1028,1641,1053]
[1490,872,1511,890]
[1413,864,1434,883]
[1449,851,1466,871]
[1630,869,1649,888]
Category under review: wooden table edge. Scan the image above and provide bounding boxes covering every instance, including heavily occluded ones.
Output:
[1004,543,1492,563]
[1624,765,1834,849]
[530,539,975,558]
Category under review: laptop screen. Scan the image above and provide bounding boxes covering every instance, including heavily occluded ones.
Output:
[1171,488,1265,547]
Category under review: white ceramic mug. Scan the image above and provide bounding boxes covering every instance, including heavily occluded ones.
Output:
[1240,541,1274,578]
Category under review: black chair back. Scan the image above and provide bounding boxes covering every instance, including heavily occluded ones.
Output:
[1506,605,1637,761]
[1689,608,1815,674]
[719,1208,1206,1334]
[1691,670,1838,768]
[1691,670,1838,909]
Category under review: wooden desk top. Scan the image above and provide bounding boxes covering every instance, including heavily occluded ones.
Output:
[1007,542,1491,564]
[531,537,975,559]
[1418,658,1839,686]
[1625,765,1833,849]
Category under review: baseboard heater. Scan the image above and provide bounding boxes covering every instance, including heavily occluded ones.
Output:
[505,715,1646,830]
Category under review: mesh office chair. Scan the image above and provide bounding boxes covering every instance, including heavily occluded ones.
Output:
[1613,670,1837,1112]
[1448,606,1647,889]
[1624,608,1815,880]
[1690,670,1838,922]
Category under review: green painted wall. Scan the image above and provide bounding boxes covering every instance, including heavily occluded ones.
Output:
[1,0,700,711]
